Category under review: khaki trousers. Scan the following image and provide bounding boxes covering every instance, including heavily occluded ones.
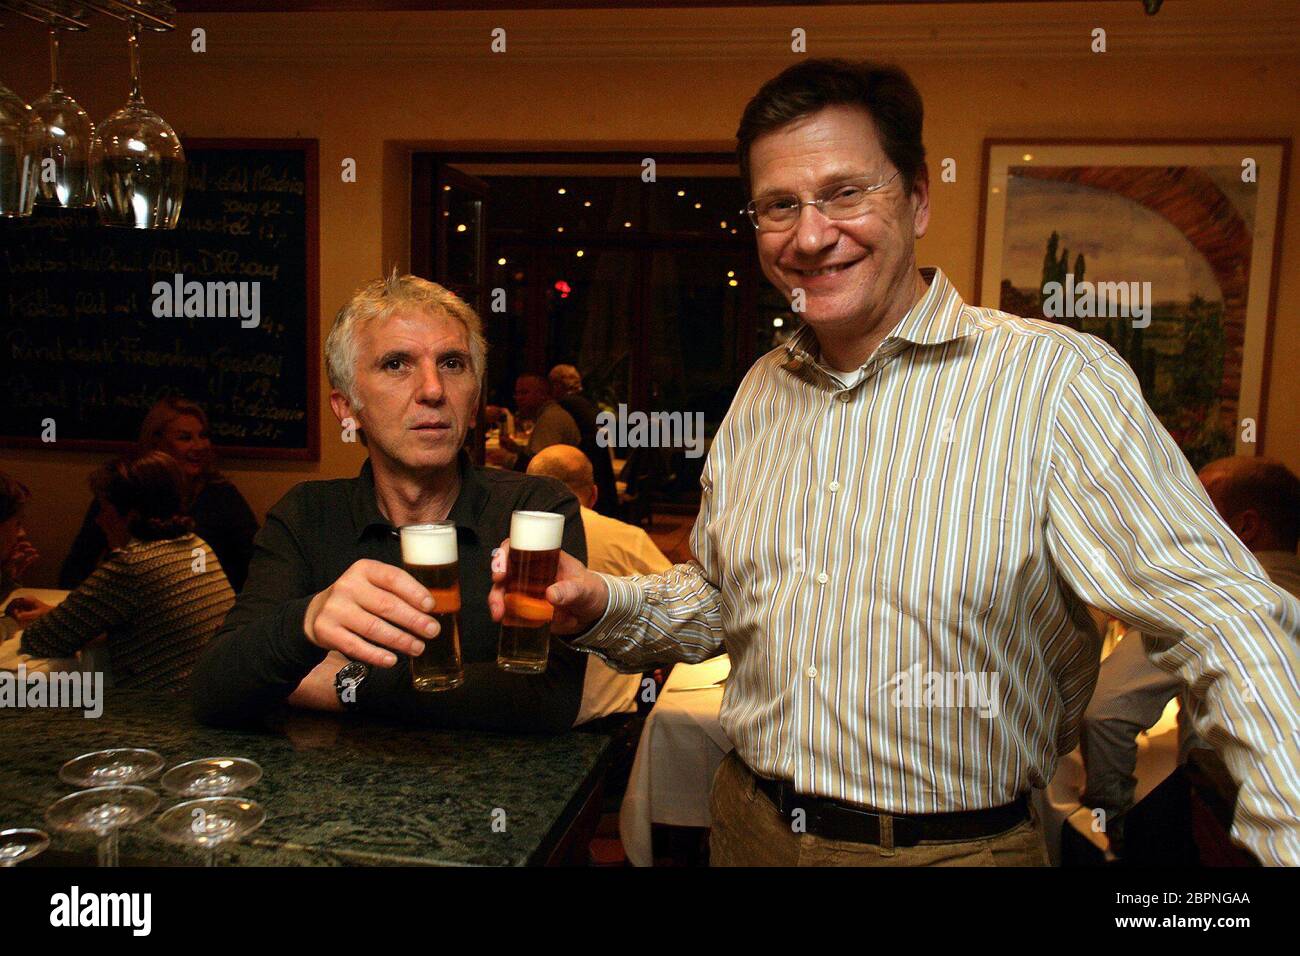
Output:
[708,751,1050,867]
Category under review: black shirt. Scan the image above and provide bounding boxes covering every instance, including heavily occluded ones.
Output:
[190,454,587,733]
[555,392,621,519]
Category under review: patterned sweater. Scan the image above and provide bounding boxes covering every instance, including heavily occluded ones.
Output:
[21,534,235,693]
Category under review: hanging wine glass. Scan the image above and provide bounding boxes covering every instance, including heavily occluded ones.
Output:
[30,26,94,208]
[90,14,184,229]
[0,78,38,218]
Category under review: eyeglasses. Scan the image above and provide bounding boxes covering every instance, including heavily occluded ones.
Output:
[744,171,901,232]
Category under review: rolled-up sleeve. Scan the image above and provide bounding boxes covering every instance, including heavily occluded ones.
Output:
[1045,348,1300,865]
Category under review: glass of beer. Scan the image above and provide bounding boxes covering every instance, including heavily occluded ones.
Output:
[400,522,463,691]
[498,510,564,674]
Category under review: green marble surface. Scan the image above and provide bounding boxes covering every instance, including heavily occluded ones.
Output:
[0,690,613,866]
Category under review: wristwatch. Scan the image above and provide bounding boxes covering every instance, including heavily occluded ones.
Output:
[334,660,370,709]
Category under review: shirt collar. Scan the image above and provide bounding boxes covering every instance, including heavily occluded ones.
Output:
[782,267,979,374]
[350,451,489,543]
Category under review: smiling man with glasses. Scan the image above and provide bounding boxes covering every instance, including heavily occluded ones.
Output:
[489,58,1300,866]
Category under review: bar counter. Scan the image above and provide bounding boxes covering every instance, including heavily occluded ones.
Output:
[0,690,615,866]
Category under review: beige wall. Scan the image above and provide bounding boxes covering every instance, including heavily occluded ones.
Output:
[2,1,1297,586]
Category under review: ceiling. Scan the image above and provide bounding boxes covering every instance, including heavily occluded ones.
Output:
[171,1,1147,11]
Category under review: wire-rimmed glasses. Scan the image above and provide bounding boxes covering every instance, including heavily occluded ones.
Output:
[743,171,901,232]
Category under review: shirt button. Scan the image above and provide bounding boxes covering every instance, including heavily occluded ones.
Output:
[828,480,840,492]
[816,572,829,584]
[806,666,818,679]
[838,392,852,403]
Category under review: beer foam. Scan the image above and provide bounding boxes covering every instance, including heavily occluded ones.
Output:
[510,510,564,551]
[400,523,457,565]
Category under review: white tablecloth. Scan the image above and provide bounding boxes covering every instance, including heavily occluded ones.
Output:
[619,652,1179,866]
[620,655,733,867]
[0,588,81,675]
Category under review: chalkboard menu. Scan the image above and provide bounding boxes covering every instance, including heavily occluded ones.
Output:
[0,139,320,460]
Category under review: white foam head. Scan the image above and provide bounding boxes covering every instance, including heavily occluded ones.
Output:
[510,510,564,551]
[400,523,457,565]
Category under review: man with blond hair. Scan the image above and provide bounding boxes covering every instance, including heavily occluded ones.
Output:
[193,274,588,732]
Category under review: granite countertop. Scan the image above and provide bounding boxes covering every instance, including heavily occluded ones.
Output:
[0,690,613,866]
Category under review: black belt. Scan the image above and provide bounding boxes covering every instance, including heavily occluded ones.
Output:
[749,768,1029,847]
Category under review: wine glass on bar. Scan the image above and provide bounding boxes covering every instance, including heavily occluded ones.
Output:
[90,14,184,229]
[497,511,565,674]
[30,25,94,208]
[161,757,262,798]
[156,797,265,867]
[59,748,164,788]
[400,522,464,691]
[0,828,50,867]
[46,785,159,867]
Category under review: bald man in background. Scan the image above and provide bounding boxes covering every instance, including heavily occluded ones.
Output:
[528,445,672,724]
[1081,456,1300,850]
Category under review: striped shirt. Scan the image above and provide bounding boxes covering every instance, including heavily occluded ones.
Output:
[21,534,235,693]
[575,267,1300,865]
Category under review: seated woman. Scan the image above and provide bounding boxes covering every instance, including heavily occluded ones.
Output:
[59,397,260,591]
[0,471,37,607]
[17,452,236,693]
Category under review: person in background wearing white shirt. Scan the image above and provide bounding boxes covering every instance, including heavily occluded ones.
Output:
[1080,456,1300,854]
[528,445,672,725]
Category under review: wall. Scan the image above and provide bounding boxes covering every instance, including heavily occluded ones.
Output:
[1,1,1297,586]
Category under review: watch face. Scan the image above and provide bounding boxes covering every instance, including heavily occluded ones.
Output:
[336,661,369,703]
[338,661,368,684]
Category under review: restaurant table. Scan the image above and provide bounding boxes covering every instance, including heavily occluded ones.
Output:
[619,653,1179,866]
[620,654,732,867]
[0,689,616,866]
[0,587,79,675]
[1035,698,1180,863]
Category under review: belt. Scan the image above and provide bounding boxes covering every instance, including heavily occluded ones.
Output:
[748,767,1029,847]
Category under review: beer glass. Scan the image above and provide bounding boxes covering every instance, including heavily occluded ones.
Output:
[498,511,564,674]
[400,522,464,691]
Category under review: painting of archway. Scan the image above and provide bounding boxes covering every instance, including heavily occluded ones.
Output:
[976,140,1287,469]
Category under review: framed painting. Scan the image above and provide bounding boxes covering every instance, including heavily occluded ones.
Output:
[975,139,1289,467]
